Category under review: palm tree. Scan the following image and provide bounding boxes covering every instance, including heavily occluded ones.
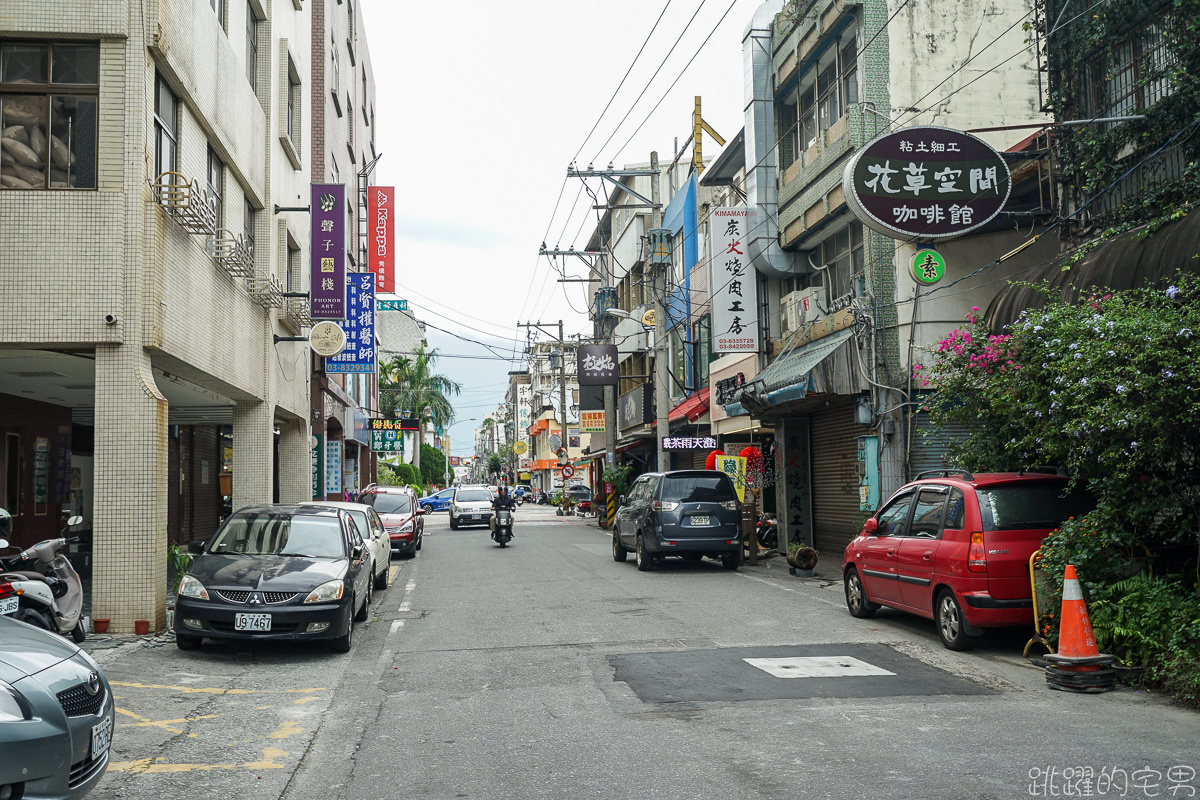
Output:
[379,345,461,473]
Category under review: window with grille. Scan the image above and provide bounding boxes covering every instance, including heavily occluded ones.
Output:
[1,41,99,190]
[207,146,224,227]
[819,222,863,302]
[1089,15,1176,126]
[778,32,858,173]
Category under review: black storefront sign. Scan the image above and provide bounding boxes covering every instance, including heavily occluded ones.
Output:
[578,344,618,386]
[843,125,1011,240]
[618,384,652,430]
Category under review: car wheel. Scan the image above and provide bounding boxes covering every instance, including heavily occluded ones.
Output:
[71,621,87,643]
[936,589,976,651]
[329,608,354,653]
[422,504,434,514]
[612,531,627,562]
[636,534,655,572]
[449,515,459,530]
[176,634,202,651]
[721,552,739,570]
[355,587,370,622]
[844,567,879,618]
[373,562,389,590]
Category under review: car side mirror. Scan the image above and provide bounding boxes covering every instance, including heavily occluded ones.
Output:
[619,495,626,506]
[351,544,364,560]
[188,540,206,555]
[863,518,878,535]
[416,508,425,515]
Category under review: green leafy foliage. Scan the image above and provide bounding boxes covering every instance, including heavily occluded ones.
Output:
[919,279,1200,704]
[419,444,445,486]
[602,462,634,496]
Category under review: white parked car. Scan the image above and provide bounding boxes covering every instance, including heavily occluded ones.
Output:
[449,487,494,530]
[298,502,390,591]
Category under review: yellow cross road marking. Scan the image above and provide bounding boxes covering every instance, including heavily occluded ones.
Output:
[108,746,289,774]
[388,565,399,585]
[116,708,222,732]
[111,681,324,695]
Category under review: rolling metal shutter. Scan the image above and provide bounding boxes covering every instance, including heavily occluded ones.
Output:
[810,399,868,558]
[673,449,708,470]
[909,412,972,478]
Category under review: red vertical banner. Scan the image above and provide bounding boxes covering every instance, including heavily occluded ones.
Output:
[368,186,395,294]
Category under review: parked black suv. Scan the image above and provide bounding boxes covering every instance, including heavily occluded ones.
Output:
[612,470,742,571]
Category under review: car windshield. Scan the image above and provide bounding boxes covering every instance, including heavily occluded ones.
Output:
[210,512,344,558]
[372,494,412,515]
[347,510,370,536]
[662,475,736,503]
[456,490,491,502]
[976,482,1094,530]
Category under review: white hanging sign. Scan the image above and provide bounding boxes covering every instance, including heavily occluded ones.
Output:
[711,207,759,353]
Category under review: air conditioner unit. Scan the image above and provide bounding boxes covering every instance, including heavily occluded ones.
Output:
[780,288,824,336]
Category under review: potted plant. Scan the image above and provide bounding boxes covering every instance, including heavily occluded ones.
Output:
[787,543,819,576]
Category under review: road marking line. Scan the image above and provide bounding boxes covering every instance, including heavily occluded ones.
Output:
[108,745,289,774]
[388,565,400,585]
[399,578,416,613]
[116,710,223,732]
[389,619,405,635]
[111,682,325,695]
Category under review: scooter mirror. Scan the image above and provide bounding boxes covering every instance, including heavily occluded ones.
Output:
[0,539,7,550]
[67,515,83,527]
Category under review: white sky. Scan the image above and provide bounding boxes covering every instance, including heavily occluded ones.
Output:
[359,0,765,454]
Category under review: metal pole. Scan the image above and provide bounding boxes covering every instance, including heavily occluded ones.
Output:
[651,152,669,472]
[560,319,568,512]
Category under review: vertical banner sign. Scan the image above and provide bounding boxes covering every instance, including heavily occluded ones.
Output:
[711,207,759,353]
[325,438,343,495]
[311,434,323,500]
[326,272,376,373]
[310,184,346,319]
[367,186,395,293]
[577,344,619,385]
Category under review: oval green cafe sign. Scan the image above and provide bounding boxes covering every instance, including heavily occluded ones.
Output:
[842,126,1011,240]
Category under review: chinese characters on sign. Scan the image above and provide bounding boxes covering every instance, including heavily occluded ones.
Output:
[325,438,342,495]
[310,184,346,319]
[367,187,394,294]
[368,418,416,452]
[377,299,407,312]
[710,207,759,353]
[325,273,376,373]
[580,411,606,433]
[577,344,618,385]
[843,126,1011,240]
[662,436,718,450]
[370,418,419,432]
[910,249,946,285]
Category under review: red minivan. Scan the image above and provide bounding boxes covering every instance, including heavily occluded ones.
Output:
[842,468,1092,650]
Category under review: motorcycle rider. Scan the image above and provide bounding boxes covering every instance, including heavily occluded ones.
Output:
[490,486,517,537]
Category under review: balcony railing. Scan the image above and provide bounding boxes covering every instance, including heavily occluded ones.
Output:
[154,172,218,236]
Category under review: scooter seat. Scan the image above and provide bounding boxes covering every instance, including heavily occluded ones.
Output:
[1,570,49,584]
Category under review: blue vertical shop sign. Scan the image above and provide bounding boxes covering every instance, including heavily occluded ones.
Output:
[325,272,376,373]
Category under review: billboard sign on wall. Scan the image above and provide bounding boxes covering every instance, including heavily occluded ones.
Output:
[711,207,759,353]
[310,184,346,319]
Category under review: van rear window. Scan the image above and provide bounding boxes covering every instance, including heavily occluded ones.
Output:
[976,482,1093,531]
[662,475,736,503]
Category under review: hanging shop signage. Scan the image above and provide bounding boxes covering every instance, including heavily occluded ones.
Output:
[714,372,746,406]
[325,438,343,495]
[580,411,606,433]
[843,126,1011,240]
[517,384,533,439]
[618,384,652,430]
[371,417,419,433]
[367,186,395,294]
[309,321,347,357]
[369,426,403,453]
[377,299,407,312]
[311,434,323,499]
[310,183,346,319]
[326,272,376,373]
[577,344,618,385]
[662,436,718,450]
[910,249,946,285]
[711,207,759,353]
[513,440,528,455]
[714,454,747,503]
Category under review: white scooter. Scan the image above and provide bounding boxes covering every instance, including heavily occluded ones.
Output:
[0,512,87,642]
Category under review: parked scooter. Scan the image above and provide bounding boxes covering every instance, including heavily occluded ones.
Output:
[491,508,514,547]
[754,513,778,550]
[0,509,87,642]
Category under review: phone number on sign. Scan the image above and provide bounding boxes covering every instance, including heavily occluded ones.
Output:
[717,339,756,349]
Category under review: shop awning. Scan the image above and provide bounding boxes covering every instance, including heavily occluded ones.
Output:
[986,207,1200,330]
[723,328,855,415]
[668,387,710,424]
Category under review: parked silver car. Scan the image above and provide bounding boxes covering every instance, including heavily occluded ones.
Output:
[0,614,115,799]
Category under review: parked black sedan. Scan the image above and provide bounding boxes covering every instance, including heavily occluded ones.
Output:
[175,504,372,653]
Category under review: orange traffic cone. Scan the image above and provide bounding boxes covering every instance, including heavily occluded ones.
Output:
[1044,564,1115,693]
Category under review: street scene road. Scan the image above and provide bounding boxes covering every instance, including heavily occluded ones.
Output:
[85,506,1200,800]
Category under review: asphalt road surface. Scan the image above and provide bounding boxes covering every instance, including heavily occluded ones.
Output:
[88,504,1200,800]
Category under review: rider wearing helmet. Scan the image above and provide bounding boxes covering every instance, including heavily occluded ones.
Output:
[491,486,516,535]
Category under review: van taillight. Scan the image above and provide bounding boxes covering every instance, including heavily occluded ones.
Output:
[967,531,987,572]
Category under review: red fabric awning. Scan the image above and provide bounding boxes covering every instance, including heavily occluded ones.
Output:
[668,387,710,423]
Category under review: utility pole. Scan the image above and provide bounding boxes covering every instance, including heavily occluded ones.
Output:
[649,151,670,472]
